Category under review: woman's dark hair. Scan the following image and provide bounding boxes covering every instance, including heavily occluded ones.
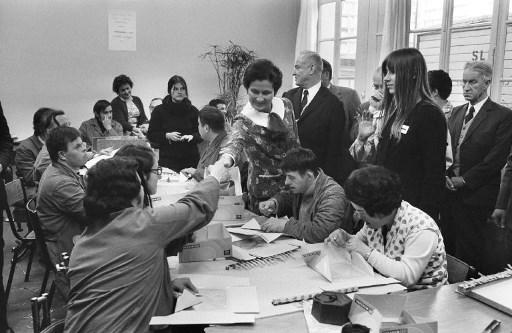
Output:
[33,107,56,137]
[344,165,402,217]
[199,106,225,132]
[167,75,190,104]
[84,157,141,219]
[112,74,133,94]
[93,100,111,115]
[243,59,283,93]
[428,70,452,100]
[280,147,320,177]
[115,144,155,207]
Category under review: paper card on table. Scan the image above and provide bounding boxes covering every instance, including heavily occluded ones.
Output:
[242,217,264,230]
[228,227,283,244]
[231,245,255,261]
[174,288,202,312]
[182,274,250,289]
[348,294,406,331]
[227,286,259,313]
[150,311,255,325]
[302,245,332,282]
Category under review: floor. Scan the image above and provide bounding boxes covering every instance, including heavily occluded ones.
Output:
[3,221,46,333]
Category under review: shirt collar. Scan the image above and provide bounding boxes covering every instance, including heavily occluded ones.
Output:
[468,96,488,115]
[304,80,321,104]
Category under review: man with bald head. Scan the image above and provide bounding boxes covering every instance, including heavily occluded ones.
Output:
[283,51,355,185]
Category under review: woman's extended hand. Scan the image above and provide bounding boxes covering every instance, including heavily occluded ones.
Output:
[166,131,182,142]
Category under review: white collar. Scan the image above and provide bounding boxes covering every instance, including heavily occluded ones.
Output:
[241,97,285,127]
[303,80,321,107]
[468,96,488,115]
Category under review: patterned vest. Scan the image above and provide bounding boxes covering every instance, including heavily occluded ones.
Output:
[365,201,448,290]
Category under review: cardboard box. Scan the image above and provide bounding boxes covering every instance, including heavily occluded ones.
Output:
[349,294,437,333]
[179,224,232,263]
[211,167,245,221]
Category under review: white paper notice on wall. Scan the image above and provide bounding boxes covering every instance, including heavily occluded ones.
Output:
[108,10,136,51]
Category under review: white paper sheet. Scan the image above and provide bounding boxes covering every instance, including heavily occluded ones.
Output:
[228,227,283,243]
[150,311,255,325]
[174,289,202,312]
[108,10,136,51]
[227,286,259,313]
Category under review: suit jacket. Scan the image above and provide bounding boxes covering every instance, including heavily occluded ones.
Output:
[329,85,361,136]
[283,86,356,185]
[111,96,148,132]
[15,134,43,187]
[448,98,512,207]
[376,100,446,219]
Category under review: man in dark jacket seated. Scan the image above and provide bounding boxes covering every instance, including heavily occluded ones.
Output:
[258,147,350,243]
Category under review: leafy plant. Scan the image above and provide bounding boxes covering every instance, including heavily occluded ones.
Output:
[200,41,256,122]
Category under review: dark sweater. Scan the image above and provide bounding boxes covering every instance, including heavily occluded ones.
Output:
[147,97,201,171]
[376,100,446,220]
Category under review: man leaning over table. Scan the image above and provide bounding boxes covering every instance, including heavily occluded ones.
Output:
[258,147,350,243]
[326,166,448,290]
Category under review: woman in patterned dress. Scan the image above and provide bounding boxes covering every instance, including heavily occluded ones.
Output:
[326,166,448,290]
[217,59,300,212]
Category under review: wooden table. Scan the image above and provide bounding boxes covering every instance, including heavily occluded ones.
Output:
[206,284,512,333]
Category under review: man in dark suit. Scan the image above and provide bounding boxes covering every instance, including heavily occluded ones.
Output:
[0,100,13,333]
[283,51,355,185]
[321,59,361,138]
[445,61,512,274]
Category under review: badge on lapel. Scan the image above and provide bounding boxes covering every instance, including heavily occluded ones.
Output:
[400,125,409,134]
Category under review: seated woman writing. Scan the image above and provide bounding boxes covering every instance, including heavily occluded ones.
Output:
[326,166,448,290]
[181,106,229,181]
[64,151,224,332]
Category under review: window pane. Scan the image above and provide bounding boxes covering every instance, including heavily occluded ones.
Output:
[319,41,334,66]
[340,0,358,38]
[409,32,441,70]
[338,39,356,84]
[499,25,512,109]
[337,79,355,89]
[410,0,444,30]
[510,1,512,20]
[319,2,336,40]
[448,27,491,107]
[453,0,493,26]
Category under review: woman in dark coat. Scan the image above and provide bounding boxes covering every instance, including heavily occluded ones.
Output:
[147,75,201,171]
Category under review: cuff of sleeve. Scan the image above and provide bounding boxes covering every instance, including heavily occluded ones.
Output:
[223,153,236,167]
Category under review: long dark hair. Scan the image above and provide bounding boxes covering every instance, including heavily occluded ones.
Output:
[381,48,436,141]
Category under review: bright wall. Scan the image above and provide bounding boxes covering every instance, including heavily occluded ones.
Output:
[0,0,300,139]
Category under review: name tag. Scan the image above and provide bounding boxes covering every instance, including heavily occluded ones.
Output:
[400,125,409,134]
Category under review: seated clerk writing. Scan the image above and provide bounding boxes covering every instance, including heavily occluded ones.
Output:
[326,166,448,290]
[64,152,226,333]
[258,147,351,243]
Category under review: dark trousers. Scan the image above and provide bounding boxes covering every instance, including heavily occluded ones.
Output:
[452,198,508,275]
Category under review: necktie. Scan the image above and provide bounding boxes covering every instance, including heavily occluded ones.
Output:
[300,90,309,114]
[464,106,475,124]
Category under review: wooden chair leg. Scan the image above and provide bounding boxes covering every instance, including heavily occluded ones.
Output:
[24,242,35,282]
[47,281,56,310]
[40,268,50,296]
[5,246,20,301]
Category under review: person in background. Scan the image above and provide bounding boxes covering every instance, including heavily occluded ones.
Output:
[79,99,123,148]
[33,110,71,183]
[208,98,227,114]
[147,75,201,172]
[0,100,14,333]
[215,59,299,212]
[350,67,384,164]
[321,59,361,140]
[64,155,224,332]
[15,108,55,197]
[258,148,350,243]
[110,74,148,136]
[37,126,89,319]
[445,61,512,274]
[181,106,229,181]
[376,48,446,220]
[326,166,448,290]
[428,70,453,120]
[283,51,356,186]
[148,97,163,115]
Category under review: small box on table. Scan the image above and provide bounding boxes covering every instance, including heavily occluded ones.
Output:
[179,224,232,263]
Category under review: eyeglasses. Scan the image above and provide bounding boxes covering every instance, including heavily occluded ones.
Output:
[151,167,162,176]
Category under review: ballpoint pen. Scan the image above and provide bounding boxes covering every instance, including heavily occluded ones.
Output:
[481,319,501,333]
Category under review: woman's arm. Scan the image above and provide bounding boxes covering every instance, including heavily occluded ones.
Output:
[367,230,438,287]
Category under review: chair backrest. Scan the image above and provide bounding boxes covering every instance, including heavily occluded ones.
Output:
[4,178,27,207]
[447,254,478,284]
[26,197,54,271]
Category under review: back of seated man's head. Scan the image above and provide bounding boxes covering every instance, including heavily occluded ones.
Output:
[42,110,70,139]
[46,127,86,169]
[428,70,452,102]
[280,148,320,194]
[199,106,225,135]
[33,107,57,139]
[344,166,402,217]
[208,98,227,113]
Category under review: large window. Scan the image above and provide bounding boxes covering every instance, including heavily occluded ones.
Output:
[317,0,358,88]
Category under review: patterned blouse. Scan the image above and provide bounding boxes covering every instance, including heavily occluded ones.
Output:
[356,201,448,290]
[222,98,299,212]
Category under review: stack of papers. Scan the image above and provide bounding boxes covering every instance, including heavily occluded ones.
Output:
[228,217,288,243]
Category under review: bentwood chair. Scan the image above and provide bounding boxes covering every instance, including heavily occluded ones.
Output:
[447,254,478,284]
